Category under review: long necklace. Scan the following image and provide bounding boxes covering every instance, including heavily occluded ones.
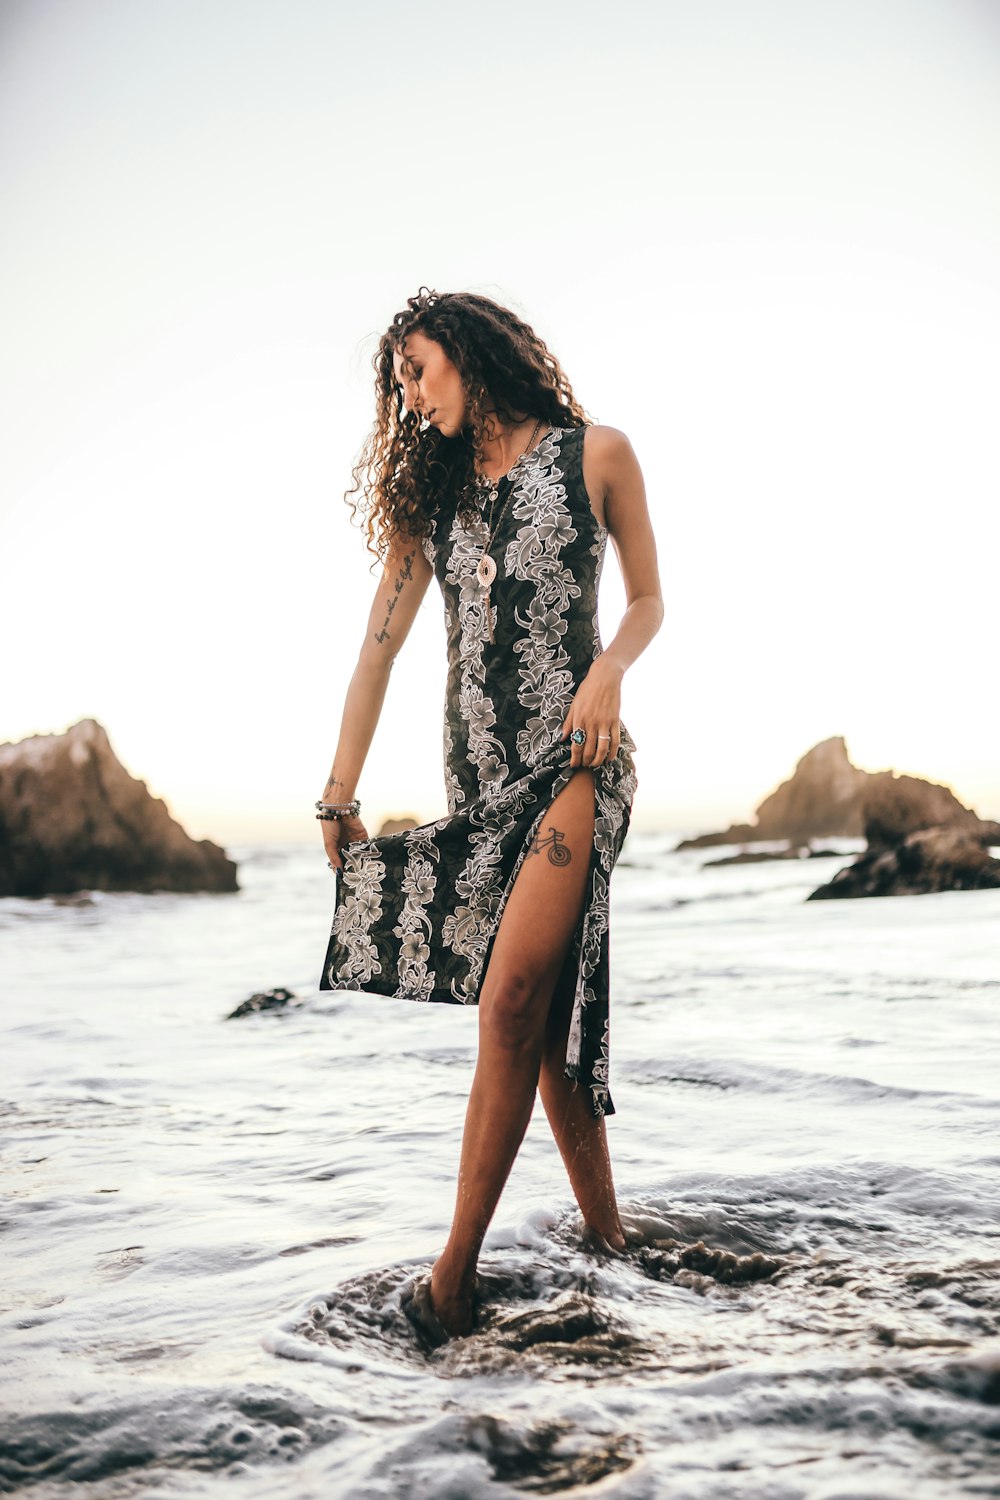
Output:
[473,417,542,594]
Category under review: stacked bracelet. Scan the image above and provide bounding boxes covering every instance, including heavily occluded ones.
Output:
[315,799,360,822]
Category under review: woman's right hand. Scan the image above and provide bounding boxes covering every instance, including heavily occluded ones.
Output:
[321,813,369,873]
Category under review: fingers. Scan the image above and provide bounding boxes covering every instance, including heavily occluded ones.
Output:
[321,819,348,872]
[565,722,585,767]
[322,816,369,873]
[589,729,613,769]
[321,822,342,871]
[561,713,580,767]
[564,724,620,769]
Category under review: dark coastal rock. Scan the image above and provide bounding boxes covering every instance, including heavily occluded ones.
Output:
[862,771,991,850]
[677,822,758,851]
[0,719,238,897]
[704,846,848,867]
[753,736,868,842]
[808,825,1000,899]
[226,986,297,1019]
[808,771,1000,898]
[676,737,868,850]
[678,737,999,897]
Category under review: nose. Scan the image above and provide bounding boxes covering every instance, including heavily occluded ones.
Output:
[401,376,421,416]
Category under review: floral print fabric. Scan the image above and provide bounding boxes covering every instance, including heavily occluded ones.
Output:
[320,427,637,1117]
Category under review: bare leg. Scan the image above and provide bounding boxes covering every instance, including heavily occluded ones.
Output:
[430,770,599,1335]
[538,971,627,1252]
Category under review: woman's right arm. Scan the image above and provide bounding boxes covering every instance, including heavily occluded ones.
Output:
[319,533,434,869]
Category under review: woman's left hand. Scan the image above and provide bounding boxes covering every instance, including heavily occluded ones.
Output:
[561,655,624,768]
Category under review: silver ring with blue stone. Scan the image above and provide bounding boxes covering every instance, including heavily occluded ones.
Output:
[570,728,586,745]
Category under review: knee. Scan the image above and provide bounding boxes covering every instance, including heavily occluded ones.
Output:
[481,970,546,1055]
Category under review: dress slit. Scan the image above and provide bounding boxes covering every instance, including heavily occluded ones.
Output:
[466,762,598,1081]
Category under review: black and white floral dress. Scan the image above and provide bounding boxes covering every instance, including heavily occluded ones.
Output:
[320,426,637,1117]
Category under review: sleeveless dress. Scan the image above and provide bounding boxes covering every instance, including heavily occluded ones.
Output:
[319,425,637,1118]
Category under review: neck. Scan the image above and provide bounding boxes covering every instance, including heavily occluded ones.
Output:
[478,414,541,476]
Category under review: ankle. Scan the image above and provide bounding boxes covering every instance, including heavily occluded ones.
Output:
[433,1246,479,1294]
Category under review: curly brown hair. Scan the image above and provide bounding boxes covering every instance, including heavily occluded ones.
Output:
[346,288,589,559]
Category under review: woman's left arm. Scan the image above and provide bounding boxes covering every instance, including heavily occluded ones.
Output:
[562,425,664,769]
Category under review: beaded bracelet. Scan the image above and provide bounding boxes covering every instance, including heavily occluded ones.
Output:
[315,799,360,820]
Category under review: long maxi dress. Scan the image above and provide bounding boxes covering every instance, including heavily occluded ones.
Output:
[319,425,638,1118]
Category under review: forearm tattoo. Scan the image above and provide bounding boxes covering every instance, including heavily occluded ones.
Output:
[374,551,415,645]
[324,773,347,799]
[528,825,572,866]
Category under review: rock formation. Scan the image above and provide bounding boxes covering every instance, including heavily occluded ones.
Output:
[227,986,298,1019]
[677,736,1000,897]
[0,719,238,897]
[807,825,1000,899]
[861,772,1000,851]
[704,846,848,867]
[808,772,1000,899]
[677,737,869,849]
[377,814,419,837]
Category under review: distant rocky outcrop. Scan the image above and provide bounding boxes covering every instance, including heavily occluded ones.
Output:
[678,736,1000,897]
[377,815,418,837]
[0,719,238,897]
[704,846,849,867]
[808,772,1000,899]
[808,825,1000,899]
[861,772,1000,852]
[677,737,868,850]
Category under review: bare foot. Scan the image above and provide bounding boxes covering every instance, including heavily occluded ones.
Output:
[400,1276,449,1350]
[582,1222,628,1256]
[429,1258,477,1337]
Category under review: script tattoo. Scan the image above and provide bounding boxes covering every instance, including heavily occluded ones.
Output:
[528,826,572,866]
[374,551,415,644]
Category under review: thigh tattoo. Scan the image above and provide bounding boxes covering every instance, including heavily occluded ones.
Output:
[528,825,572,866]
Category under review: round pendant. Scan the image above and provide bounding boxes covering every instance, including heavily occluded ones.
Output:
[476,554,497,588]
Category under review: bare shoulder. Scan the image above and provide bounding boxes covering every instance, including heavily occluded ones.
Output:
[583,424,641,488]
[581,425,644,530]
[583,424,636,462]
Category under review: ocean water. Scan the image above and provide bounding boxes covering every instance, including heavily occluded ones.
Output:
[2,834,998,1499]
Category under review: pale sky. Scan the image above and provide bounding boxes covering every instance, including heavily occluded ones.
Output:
[2,0,998,843]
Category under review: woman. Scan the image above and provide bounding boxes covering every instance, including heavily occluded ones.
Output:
[318,289,663,1346]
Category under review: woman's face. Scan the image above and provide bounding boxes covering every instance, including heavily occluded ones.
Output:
[392,330,466,437]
